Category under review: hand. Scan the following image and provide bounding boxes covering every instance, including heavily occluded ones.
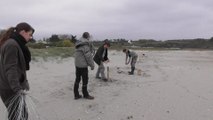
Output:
[104,60,110,63]
[17,90,26,95]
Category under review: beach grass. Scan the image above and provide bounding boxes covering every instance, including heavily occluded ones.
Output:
[30,47,75,61]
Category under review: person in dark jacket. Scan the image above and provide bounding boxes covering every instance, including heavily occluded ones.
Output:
[93,40,110,81]
[123,48,138,75]
[74,32,95,100]
[0,22,34,120]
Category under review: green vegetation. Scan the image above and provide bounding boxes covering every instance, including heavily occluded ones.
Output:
[56,40,74,47]
[28,37,213,61]
[1,30,213,61]
[92,38,213,50]
[30,47,75,61]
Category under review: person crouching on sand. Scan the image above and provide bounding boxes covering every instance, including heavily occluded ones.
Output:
[123,49,138,75]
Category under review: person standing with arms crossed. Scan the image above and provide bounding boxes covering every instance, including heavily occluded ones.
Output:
[74,32,95,100]
[0,22,34,120]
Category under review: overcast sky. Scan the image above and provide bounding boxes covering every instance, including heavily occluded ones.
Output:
[1,0,213,40]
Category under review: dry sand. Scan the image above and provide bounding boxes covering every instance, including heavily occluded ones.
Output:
[1,50,213,120]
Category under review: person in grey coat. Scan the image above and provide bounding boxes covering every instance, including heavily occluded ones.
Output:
[123,48,138,75]
[74,32,95,100]
[0,22,34,120]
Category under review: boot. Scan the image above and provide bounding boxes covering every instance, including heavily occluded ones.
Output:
[128,67,135,75]
[82,85,89,97]
[74,95,82,100]
[82,85,94,100]
[84,95,94,100]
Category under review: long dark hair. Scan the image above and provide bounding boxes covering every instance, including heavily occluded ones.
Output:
[0,22,34,47]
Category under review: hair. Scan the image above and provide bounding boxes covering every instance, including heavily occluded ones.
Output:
[82,32,90,39]
[123,48,127,52]
[103,39,110,47]
[0,22,34,47]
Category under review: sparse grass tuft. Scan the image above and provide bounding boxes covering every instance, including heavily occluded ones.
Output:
[30,47,75,61]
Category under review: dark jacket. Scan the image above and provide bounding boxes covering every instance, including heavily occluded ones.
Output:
[0,39,29,93]
[93,45,108,65]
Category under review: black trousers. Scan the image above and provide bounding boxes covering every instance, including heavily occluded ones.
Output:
[74,67,89,97]
[0,90,28,120]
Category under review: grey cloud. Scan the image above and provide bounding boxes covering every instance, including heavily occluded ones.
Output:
[1,0,213,40]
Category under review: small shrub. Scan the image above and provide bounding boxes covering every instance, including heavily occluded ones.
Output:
[27,43,46,49]
[62,40,74,47]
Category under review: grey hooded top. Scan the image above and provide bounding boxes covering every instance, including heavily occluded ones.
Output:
[74,37,95,68]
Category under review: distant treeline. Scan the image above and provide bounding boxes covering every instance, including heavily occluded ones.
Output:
[16,37,213,50]
[136,38,213,49]
[1,31,213,49]
[94,38,213,50]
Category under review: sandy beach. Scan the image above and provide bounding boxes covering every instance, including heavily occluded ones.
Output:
[1,50,213,120]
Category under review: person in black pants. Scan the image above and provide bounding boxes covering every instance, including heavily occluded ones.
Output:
[74,32,95,100]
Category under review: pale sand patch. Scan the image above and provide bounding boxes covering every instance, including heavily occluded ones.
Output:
[1,50,213,120]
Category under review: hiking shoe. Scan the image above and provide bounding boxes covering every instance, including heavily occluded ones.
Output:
[128,72,134,75]
[96,76,101,79]
[84,95,94,100]
[102,78,108,82]
[74,95,82,100]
